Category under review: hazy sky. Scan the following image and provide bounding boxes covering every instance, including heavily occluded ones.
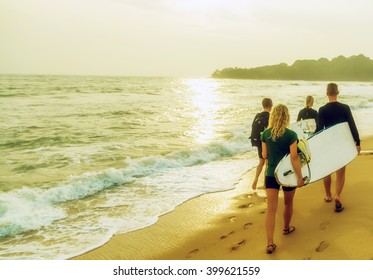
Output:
[1,0,373,77]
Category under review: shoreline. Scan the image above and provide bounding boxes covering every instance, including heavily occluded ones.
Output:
[72,137,373,260]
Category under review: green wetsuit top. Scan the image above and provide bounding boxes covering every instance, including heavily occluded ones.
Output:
[261,128,298,177]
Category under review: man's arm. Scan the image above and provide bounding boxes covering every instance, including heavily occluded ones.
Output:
[346,106,360,147]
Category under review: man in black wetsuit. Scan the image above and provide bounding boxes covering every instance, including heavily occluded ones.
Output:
[316,83,361,212]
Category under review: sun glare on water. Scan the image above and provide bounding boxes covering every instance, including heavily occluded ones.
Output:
[184,79,223,144]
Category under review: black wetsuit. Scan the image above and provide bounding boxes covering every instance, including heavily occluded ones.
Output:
[251,111,270,159]
[297,107,318,121]
[316,101,360,146]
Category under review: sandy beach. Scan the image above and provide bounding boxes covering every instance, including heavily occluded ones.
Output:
[72,137,373,260]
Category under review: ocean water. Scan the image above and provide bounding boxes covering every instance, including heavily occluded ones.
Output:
[1,75,373,259]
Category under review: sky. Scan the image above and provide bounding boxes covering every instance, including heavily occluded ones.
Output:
[1,0,373,77]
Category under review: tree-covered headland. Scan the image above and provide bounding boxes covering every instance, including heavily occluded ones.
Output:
[212,54,373,81]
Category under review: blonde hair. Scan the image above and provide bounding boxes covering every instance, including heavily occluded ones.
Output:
[269,104,290,141]
[306,95,314,108]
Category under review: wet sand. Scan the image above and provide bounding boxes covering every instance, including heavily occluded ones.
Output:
[72,137,373,260]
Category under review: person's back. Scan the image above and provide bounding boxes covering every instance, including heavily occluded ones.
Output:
[251,97,272,190]
[297,95,318,121]
[250,111,270,147]
[317,102,359,143]
[262,128,297,177]
[316,83,360,212]
[297,107,318,121]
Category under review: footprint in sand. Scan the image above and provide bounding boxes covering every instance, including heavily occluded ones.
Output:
[230,240,246,252]
[220,231,235,240]
[244,222,253,230]
[260,209,267,214]
[319,222,330,230]
[238,203,255,209]
[186,249,199,258]
[229,216,236,223]
[316,241,329,252]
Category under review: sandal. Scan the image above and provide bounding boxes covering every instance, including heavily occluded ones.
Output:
[283,226,296,235]
[335,204,344,212]
[335,199,344,213]
[266,244,276,254]
[324,197,332,203]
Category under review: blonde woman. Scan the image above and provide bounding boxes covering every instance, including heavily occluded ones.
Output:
[261,104,304,254]
[297,95,318,121]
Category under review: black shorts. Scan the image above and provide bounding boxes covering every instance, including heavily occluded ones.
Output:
[265,176,296,192]
[257,145,263,159]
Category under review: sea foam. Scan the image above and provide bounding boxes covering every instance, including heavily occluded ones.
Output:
[0,133,253,238]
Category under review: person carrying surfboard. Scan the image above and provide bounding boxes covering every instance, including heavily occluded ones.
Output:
[250,97,273,190]
[261,104,304,254]
[316,83,361,212]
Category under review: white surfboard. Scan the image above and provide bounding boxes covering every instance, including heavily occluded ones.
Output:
[275,122,358,187]
[289,118,316,139]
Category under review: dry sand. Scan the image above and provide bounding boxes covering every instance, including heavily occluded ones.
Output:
[72,137,373,260]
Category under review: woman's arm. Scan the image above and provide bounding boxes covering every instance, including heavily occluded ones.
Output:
[290,141,304,188]
[262,141,267,159]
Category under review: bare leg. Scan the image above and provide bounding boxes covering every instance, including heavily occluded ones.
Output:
[252,158,265,190]
[335,166,346,203]
[265,188,279,245]
[283,189,296,230]
[323,174,332,201]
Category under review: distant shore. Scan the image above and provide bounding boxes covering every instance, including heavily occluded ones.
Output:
[72,137,373,260]
[212,54,373,82]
